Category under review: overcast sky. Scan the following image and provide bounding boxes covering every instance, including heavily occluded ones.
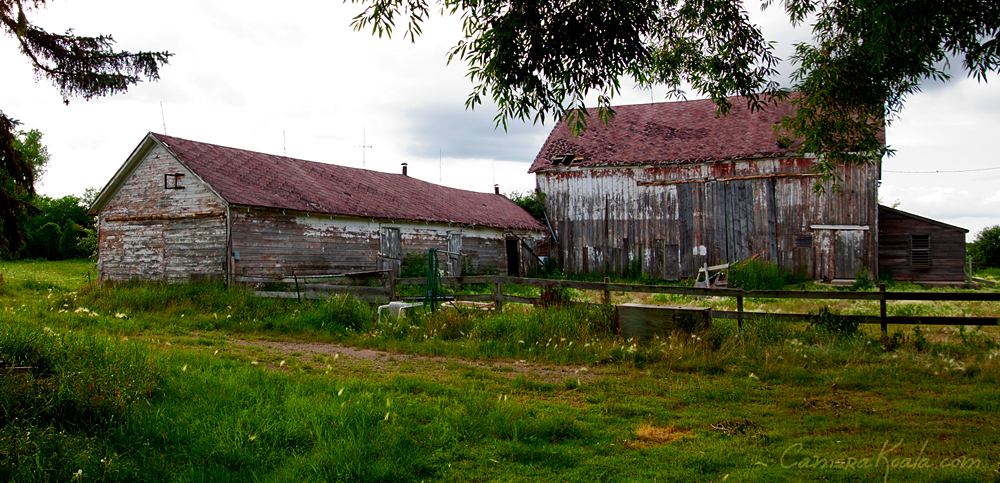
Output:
[2,0,998,241]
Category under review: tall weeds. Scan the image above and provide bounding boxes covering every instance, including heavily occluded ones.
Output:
[727,260,806,291]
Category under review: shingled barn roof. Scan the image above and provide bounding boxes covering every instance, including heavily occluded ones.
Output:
[102,133,545,231]
[529,95,883,173]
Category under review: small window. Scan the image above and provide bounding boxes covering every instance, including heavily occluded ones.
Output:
[911,235,931,266]
[795,235,813,248]
[164,173,185,189]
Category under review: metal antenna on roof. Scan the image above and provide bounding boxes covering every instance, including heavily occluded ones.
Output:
[160,102,167,134]
[355,127,373,168]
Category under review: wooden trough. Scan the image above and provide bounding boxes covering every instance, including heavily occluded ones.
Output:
[616,304,712,340]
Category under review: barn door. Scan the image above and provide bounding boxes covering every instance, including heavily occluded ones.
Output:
[724,180,753,263]
[834,230,866,279]
[505,238,520,277]
[653,239,681,281]
[379,227,401,278]
[447,232,462,276]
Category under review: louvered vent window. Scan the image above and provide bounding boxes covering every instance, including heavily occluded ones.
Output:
[911,235,931,266]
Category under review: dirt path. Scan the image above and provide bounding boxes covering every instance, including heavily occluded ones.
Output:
[228,339,603,383]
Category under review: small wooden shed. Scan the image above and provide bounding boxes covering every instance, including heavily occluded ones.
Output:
[88,133,547,283]
[877,205,968,284]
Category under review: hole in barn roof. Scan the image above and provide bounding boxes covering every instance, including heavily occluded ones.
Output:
[551,154,576,166]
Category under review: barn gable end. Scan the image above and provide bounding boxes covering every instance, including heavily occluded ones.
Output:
[93,140,229,282]
[531,96,881,281]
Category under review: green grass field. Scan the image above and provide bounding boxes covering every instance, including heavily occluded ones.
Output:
[1,260,999,482]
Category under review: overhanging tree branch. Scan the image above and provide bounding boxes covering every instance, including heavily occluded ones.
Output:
[0,0,171,252]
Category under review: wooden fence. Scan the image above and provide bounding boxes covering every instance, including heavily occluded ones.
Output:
[238,273,1000,332]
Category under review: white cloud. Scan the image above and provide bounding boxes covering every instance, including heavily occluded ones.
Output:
[0,0,994,247]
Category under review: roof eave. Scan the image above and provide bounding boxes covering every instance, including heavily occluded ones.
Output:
[87,133,160,216]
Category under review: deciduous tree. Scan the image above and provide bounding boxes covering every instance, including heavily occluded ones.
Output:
[350,0,1000,183]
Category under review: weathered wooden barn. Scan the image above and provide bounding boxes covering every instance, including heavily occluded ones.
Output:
[877,205,968,284]
[88,133,547,283]
[529,97,882,281]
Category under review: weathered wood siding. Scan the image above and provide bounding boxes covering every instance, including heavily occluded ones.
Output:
[97,145,227,282]
[537,157,878,280]
[229,207,532,278]
[878,206,967,282]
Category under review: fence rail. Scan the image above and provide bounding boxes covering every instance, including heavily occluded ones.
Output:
[239,273,1000,331]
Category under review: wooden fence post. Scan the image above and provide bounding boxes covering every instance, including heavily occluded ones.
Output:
[603,277,611,306]
[493,277,503,313]
[879,283,887,335]
[737,292,744,330]
[294,271,301,303]
[387,269,396,301]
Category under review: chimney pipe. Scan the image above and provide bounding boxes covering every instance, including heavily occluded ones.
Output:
[401,163,408,176]
[494,184,500,195]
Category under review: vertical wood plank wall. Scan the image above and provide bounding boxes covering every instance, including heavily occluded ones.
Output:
[537,158,879,280]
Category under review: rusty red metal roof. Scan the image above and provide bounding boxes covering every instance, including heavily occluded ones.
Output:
[150,133,545,231]
[528,96,884,173]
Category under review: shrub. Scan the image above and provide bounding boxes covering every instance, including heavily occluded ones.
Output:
[969,225,1000,268]
[400,252,428,278]
[849,269,875,291]
[807,306,860,336]
[507,190,547,222]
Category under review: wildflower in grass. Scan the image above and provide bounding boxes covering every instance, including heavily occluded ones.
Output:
[249,435,257,441]
[182,365,188,372]
[749,373,759,380]
[518,340,525,344]
[338,388,344,396]
[251,361,258,365]
[74,307,90,314]
[115,313,127,318]
[334,353,339,361]
[279,360,286,367]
